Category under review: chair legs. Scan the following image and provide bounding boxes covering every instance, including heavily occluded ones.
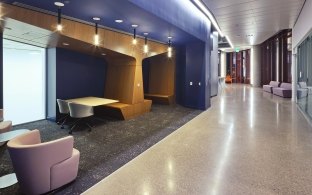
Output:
[57,114,69,127]
[69,117,93,134]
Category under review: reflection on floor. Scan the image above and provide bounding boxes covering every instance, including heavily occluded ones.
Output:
[297,94,312,121]
[0,104,200,195]
[84,84,312,195]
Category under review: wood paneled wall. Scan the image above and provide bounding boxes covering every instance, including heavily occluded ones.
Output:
[3,4,168,108]
[260,29,292,85]
[147,53,175,95]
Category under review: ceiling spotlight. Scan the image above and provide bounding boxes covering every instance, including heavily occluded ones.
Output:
[143,33,149,54]
[115,19,123,23]
[132,24,138,45]
[93,17,101,46]
[168,37,172,58]
[101,53,106,56]
[55,2,64,31]
[62,42,69,46]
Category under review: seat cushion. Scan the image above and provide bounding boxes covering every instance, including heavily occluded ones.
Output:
[269,81,280,87]
[263,85,273,93]
[273,88,292,98]
[297,88,308,99]
[280,83,292,90]
[299,82,307,88]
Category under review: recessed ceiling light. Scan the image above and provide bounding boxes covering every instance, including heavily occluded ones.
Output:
[62,42,69,46]
[168,36,172,39]
[93,17,100,21]
[54,2,64,7]
[132,24,138,28]
[143,32,149,36]
[101,53,106,56]
[115,19,123,23]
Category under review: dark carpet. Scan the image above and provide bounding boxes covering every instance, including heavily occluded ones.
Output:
[0,104,201,195]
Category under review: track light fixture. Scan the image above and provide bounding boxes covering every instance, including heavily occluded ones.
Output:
[168,36,172,58]
[93,17,100,46]
[54,2,64,31]
[143,33,149,53]
[132,24,138,45]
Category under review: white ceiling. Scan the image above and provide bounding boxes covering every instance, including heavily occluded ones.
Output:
[202,0,305,48]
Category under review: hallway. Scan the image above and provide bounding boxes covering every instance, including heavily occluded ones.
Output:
[83,84,312,195]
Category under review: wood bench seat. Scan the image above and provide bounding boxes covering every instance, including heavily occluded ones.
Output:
[95,100,152,120]
[144,94,174,105]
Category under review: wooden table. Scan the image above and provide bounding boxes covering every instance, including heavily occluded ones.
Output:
[66,97,118,106]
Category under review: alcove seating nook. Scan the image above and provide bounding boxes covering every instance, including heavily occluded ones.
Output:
[2,3,169,121]
[143,53,175,105]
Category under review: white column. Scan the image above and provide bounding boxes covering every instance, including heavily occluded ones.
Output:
[251,45,261,87]
[220,51,226,77]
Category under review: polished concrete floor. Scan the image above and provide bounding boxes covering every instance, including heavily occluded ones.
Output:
[83,84,312,195]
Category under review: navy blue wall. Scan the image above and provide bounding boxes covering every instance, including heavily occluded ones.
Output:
[56,48,107,100]
[175,40,211,110]
[130,0,212,110]
[129,0,210,42]
[142,58,150,94]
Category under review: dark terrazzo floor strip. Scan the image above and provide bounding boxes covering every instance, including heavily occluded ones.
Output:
[0,104,201,195]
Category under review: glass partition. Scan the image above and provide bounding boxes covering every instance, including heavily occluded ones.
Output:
[3,39,46,125]
[297,33,312,120]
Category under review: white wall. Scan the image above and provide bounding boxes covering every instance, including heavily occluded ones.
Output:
[220,51,226,77]
[210,32,219,97]
[293,0,312,48]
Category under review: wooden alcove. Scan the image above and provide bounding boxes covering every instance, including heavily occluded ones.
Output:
[3,3,168,120]
[143,53,175,105]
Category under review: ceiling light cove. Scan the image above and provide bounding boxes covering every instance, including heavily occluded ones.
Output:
[191,0,234,48]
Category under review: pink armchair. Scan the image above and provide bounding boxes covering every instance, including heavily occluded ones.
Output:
[0,109,12,146]
[7,130,80,195]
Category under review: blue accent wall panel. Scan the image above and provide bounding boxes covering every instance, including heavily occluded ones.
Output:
[56,48,107,100]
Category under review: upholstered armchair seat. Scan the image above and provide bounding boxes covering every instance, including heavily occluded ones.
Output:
[7,130,80,195]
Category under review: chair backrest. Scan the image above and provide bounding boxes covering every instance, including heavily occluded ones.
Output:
[57,99,70,114]
[280,83,292,90]
[68,102,94,118]
[7,130,74,195]
[269,81,280,87]
[299,81,307,88]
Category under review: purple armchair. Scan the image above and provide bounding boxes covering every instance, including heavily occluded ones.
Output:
[7,130,80,195]
[273,83,292,98]
[263,81,280,93]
